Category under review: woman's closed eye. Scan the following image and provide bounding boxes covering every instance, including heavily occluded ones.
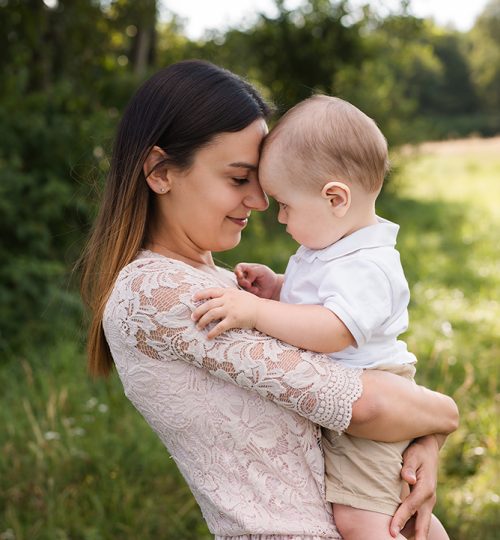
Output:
[231,177,250,185]
[278,201,288,210]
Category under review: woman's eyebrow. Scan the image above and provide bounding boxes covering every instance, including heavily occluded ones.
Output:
[228,161,258,170]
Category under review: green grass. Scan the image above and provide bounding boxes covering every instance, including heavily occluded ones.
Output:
[1,139,499,539]
[382,141,500,539]
[0,339,211,540]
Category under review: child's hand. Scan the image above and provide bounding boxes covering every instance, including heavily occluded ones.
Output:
[234,263,281,299]
[191,287,262,339]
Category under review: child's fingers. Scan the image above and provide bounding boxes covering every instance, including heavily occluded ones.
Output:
[237,277,252,290]
[234,263,246,278]
[234,262,252,273]
[245,285,260,295]
[192,287,225,302]
[235,263,261,281]
[235,266,251,287]
[206,320,232,339]
[191,297,223,321]
[196,307,227,330]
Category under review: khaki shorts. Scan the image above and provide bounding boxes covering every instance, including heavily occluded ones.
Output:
[323,363,416,516]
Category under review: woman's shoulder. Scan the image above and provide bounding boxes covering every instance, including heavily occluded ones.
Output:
[111,249,235,301]
[105,250,207,332]
[119,249,195,276]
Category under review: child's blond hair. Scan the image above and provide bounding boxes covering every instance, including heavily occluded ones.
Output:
[263,95,389,193]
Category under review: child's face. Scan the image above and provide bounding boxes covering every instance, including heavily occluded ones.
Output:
[259,151,344,249]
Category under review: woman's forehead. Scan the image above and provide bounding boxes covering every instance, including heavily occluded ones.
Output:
[198,119,267,166]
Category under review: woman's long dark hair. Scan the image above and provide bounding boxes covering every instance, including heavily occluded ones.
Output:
[80,60,272,377]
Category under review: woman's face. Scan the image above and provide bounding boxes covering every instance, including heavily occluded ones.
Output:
[159,119,269,253]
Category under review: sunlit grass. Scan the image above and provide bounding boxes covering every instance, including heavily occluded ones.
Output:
[381,137,500,539]
[396,137,500,220]
[0,341,211,539]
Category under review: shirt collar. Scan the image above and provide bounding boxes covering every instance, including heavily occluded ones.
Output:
[295,217,400,263]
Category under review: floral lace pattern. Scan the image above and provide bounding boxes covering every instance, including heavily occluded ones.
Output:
[103,251,363,538]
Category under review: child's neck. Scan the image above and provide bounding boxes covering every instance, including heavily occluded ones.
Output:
[342,204,378,238]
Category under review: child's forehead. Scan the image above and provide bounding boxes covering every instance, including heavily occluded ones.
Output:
[260,140,294,174]
[259,153,291,190]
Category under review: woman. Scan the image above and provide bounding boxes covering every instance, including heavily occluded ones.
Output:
[80,60,458,540]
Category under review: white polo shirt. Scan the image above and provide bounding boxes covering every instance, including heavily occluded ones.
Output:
[280,217,417,369]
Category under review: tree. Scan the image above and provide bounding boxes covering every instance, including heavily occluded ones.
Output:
[467,0,500,112]
[184,0,364,114]
[0,0,164,353]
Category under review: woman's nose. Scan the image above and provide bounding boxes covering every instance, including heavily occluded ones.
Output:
[244,182,269,211]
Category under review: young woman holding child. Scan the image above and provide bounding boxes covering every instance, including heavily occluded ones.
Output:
[80,60,458,540]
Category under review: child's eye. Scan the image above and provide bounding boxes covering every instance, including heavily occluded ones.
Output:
[278,202,288,210]
[232,177,249,185]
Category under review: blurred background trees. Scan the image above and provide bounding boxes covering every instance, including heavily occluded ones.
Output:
[3,0,498,353]
[0,1,498,538]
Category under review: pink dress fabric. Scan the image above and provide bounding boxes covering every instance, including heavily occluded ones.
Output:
[103,251,363,539]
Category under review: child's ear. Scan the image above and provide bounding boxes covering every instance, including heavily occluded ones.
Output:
[143,146,172,195]
[321,181,351,217]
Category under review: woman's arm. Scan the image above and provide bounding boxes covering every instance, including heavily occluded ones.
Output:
[113,260,458,440]
[349,370,459,441]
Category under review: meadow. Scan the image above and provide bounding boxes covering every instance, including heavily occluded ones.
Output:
[1,138,499,539]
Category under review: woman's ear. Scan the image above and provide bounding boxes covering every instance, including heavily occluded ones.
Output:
[321,181,351,217]
[143,146,171,194]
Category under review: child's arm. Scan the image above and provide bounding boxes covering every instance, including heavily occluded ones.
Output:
[192,287,355,353]
[234,262,284,300]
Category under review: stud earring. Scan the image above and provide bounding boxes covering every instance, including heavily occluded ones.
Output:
[160,187,166,193]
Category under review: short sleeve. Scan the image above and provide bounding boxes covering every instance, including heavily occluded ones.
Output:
[104,257,363,433]
[318,259,393,347]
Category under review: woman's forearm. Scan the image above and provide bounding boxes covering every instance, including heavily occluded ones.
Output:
[347,369,459,442]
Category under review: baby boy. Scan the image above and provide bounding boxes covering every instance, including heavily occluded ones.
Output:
[192,95,448,540]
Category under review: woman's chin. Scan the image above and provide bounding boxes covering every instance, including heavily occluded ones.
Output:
[213,233,242,252]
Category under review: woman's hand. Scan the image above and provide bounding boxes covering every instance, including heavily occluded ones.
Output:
[390,435,442,539]
[235,263,283,300]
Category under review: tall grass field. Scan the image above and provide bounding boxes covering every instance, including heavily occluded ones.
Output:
[1,138,499,539]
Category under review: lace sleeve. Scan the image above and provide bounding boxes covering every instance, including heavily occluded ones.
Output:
[111,258,363,432]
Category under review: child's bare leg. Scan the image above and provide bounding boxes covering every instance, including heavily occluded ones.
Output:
[333,504,405,540]
[400,514,449,540]
[429,514,449,540]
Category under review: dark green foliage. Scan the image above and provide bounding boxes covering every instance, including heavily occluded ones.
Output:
[0,0,150,353]
[467,0,500,112]
[223,0,364,113]
[0,87,108,351]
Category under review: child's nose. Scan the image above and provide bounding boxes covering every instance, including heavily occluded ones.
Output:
[278,208,287,224]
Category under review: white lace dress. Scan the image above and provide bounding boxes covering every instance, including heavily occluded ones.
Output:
[103,251,363,539]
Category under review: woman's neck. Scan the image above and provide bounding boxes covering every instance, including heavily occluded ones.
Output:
[145,214,214,267]
[146,238,236,287]
[146,238,215,269]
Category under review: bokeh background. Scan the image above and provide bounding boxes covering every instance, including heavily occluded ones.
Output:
[1,1,499,538]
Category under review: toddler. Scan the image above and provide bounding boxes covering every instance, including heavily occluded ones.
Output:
[192,95,448,540]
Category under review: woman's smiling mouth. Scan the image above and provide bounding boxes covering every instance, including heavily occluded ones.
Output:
[227,215,249,227]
